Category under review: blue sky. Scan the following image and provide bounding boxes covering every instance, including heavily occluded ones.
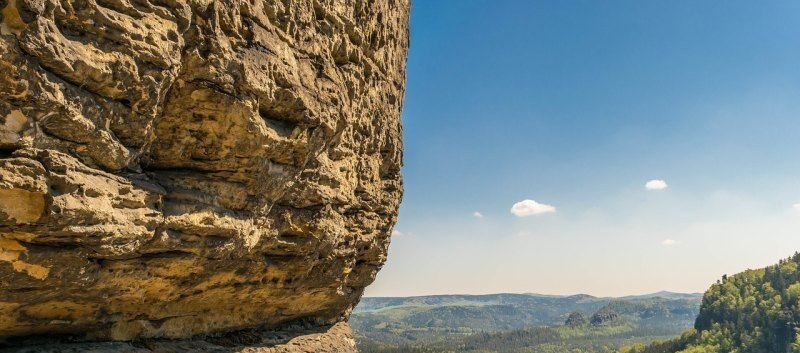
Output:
[365,0,800,297]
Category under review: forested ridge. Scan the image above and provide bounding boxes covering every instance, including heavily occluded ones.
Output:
[353,293,700,353]
[356,253,800,353]
[623,252,800,353]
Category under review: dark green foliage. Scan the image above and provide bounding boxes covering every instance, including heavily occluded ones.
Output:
[623,251,800,353]
[619,329,698,353]
[457,326,562,351]
[357,322,694,353]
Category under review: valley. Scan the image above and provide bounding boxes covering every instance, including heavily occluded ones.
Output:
[352,292,702,353]
[355,253,800,353]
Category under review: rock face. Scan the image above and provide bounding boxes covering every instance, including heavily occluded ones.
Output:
[0,0,408,349]
[4,322,359,353]
[590,308,620,326]
[564,312,587,328]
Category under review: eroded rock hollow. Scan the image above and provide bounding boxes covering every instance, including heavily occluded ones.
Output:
[0,0,408,351]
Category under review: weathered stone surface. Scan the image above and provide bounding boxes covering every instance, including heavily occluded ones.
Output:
[0,0,408,348]
[2,322,357,353]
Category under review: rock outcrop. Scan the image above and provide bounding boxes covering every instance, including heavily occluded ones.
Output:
[0,0,408,351]
[590,307,620,326]
[564,311,587,328]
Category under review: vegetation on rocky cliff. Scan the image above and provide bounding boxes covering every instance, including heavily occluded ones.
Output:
[623,253,800,353]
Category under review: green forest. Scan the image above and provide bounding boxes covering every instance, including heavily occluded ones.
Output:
[354,253,800,353]
[352,293,701,353]
[623,252,800,353]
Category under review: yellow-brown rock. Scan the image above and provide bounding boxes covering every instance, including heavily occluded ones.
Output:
[0,0,408,351]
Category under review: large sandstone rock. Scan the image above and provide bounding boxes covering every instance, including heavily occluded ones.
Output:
[0,0,408,349]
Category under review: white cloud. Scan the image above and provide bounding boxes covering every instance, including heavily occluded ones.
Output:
[645,179,668,190]
[473,211,483,219]
[793,203,800,212]
[391,229,403,237]
[661,238,678,246]
[510,199,556,217]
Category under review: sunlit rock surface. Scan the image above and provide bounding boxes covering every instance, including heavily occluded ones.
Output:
[0,0,408,350]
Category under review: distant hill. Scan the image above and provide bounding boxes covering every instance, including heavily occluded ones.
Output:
[355,292,610,314]
[352,292,702,353]
[356,292,702,313]
[619,291,706,301]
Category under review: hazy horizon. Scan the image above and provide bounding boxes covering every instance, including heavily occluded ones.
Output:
[361,289,705,299]
[365,0,800,298]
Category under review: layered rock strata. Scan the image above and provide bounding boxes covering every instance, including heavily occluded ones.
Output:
[0,0,408,350]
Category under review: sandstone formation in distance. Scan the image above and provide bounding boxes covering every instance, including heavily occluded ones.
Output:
[0,0,408,351]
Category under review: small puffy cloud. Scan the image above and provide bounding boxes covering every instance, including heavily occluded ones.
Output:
[472,211,483,219]
[645,179,668,190]
[510,199,556,217]
[391,229,403,237]
[793,203,800,212]
[662,238,677,246]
